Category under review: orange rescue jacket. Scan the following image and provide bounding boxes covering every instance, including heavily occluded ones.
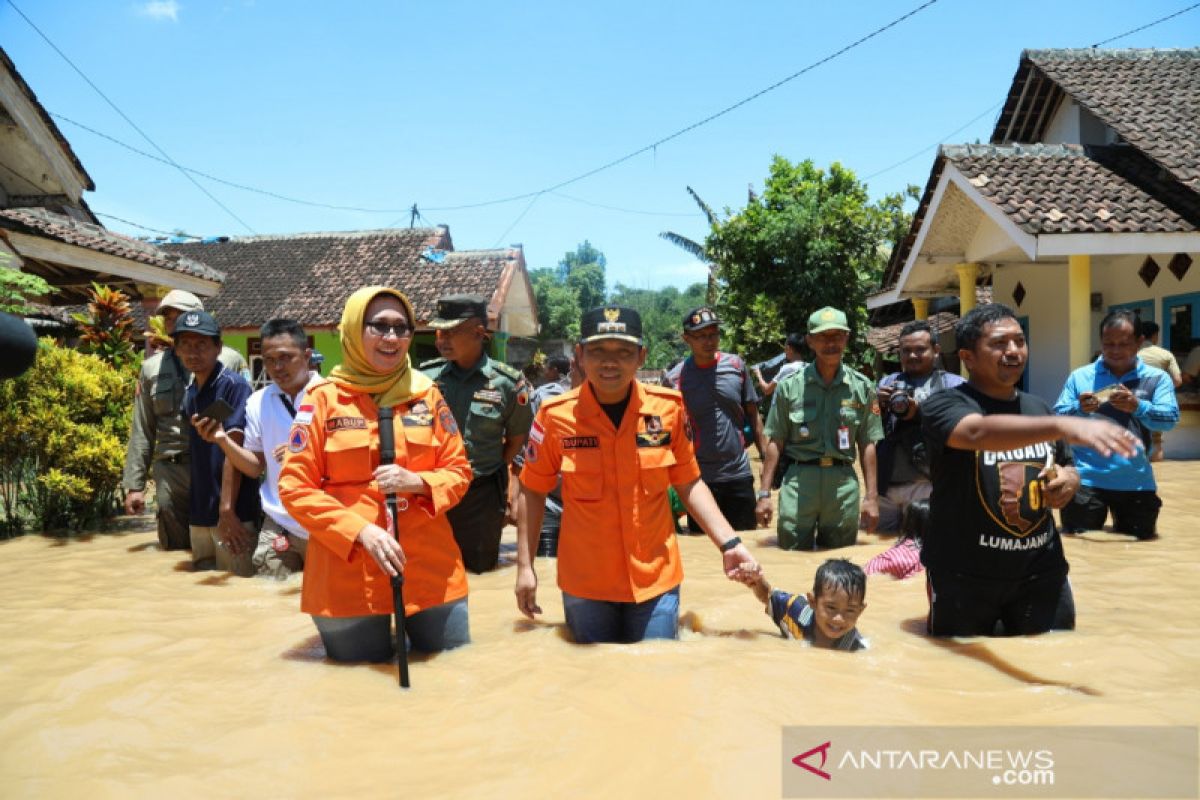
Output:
[279,379,471,617]
[520,381,701,602]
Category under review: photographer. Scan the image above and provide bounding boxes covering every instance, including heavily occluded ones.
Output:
[875,321,962,534]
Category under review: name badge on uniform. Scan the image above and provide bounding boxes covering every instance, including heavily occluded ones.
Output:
[838,426,850,450]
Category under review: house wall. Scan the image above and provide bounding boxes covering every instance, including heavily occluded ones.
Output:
[994,253,1200,458]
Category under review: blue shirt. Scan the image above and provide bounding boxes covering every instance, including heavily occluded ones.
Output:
[768,589,866,651]
[1053,356,1178,491]
[182,362,260,526]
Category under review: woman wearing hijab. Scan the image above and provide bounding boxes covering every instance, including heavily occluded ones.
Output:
[279,287,472,662]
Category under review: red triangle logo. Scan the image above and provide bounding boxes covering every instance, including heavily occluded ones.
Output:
[792,741,832,781]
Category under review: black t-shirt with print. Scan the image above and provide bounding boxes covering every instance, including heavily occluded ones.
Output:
[920,384,1072,580]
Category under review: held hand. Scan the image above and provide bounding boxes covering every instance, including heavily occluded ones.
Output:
[1078,392,1100,415]
[124,490,145,516]
[755,497,774,528]
[190,414,227,445]
[217,510,250,554]
[1060,417,1140,459]
[373,464,424,495]
[1040,464,1079,510]
[271,443,288,464]
[859,496,880,532]
[357,522,406,577]
[723,544,761,585]
[515,565,541,619]
[1108,385,1139,414]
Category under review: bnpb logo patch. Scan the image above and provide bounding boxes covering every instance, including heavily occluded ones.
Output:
[288,426,309,453]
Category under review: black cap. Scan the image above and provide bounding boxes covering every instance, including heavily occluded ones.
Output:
[682,306,720,332]
[579,306,643,345]
[429,294,488,330]
[172,310,221,337]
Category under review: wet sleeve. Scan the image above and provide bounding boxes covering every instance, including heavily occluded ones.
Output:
[413,391,474,517]
[122,365,155,491]
[518,408,562,495]
[667,402,702,486]
[278,391,370,562]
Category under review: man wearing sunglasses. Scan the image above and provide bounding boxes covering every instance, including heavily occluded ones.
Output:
[421,295,532,573]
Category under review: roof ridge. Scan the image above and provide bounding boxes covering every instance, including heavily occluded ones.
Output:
[1024,47,1200,60]
[940,143,1085,158]
[220,227,445,243]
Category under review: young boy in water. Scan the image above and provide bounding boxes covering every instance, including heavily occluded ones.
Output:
[748,558,868,651]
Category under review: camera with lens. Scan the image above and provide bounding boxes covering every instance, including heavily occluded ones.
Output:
[889,380,911,416]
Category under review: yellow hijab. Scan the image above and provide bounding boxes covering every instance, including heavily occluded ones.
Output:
[330,286,432,408]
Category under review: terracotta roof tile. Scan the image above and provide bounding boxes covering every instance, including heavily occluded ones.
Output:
[995,49,1200,192]
[943,143,1200,234]
[0,207,225,282]
[162,228,523,330]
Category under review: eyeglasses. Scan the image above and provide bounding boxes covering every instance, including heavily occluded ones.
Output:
[365,321,413,338]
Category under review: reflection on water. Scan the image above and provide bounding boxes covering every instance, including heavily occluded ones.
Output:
[0,463,1197,797]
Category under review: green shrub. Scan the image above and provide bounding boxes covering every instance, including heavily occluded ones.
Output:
[0,340,137,534]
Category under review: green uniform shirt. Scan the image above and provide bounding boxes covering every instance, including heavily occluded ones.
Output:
[421,353,532,477]
[764,362,883,463]
[122,345,249,491]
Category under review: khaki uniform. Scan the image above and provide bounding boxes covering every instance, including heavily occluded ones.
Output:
[122,346,247,550]
[764,363,883,550]
[421,354,532,572]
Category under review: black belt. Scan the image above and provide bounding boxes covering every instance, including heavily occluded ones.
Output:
[794,457,849,467]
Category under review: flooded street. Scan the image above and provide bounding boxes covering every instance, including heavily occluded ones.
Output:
[1,462,1198,798]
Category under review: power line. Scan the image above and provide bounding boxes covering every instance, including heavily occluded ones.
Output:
[52,112,416,215]
[1091,1,1200,47]
[549,192,705,218]
[6,0,257,234]
[93,212,202,239]
[863,102,1004,182]
[492,193,544,248]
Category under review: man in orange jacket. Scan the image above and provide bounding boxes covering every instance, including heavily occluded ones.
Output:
[515,305,761,644]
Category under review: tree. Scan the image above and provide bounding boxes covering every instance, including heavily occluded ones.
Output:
[659,186,721,303]
[706,156,913,368]
[530,241,609,342]
[609,281,706,369]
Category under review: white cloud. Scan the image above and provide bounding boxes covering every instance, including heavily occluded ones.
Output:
[138,1,181,21]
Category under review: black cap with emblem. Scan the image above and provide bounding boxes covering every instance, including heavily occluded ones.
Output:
[682,306,720,332]
[579,306,643,345]
[428,294,489,330]
[172,309,221,337]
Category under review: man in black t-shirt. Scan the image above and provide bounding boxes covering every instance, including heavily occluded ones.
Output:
[921,304,1138,636]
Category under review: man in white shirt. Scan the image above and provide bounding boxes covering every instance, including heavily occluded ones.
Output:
[195,319,321,578]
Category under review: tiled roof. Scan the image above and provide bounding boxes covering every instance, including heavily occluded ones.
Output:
[0,207,225,282]
[161,227,522,329]
[944,143,1200,235]
[994,49,1200,192]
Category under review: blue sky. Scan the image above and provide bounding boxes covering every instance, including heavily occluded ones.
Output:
[2,1,1197,291]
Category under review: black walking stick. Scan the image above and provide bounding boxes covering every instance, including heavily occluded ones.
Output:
[377,406,410,688]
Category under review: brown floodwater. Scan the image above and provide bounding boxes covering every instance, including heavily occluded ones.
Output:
[1,463,1198,798]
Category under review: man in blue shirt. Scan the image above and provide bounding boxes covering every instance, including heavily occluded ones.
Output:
[1053,309,1178,539]
[176,310,260,573]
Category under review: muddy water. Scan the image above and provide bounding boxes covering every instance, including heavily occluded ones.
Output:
[1,463,1198,798]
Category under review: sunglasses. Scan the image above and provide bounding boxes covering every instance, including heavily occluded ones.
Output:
[365,321,413,338]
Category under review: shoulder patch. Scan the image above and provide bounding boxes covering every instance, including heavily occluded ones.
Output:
[492,361,522,381]
[515,380,530,406]
[436,398,460,436]
[288,426,309,453]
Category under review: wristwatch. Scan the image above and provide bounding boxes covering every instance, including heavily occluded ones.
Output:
[756,490,771,500]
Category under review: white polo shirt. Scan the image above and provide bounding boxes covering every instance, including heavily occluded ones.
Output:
[243,372,322,539]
